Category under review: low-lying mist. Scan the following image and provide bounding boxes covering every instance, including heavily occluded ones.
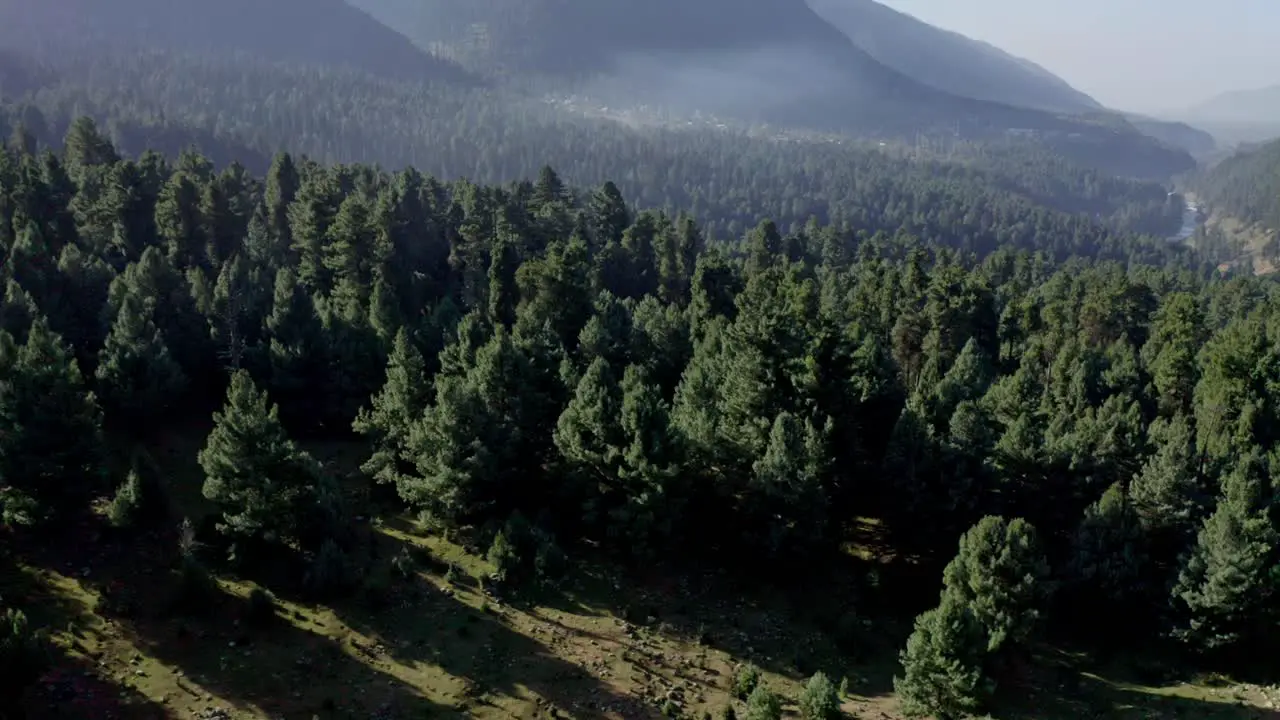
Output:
[572,44,855,122]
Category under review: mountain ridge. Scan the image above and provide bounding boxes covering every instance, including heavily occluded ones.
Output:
[1183,84,1280,123]
[805,0,1102,114]
[350,0,1193,178]
[0,0,472,84]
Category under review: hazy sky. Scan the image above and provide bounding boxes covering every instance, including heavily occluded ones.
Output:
[876,0,1280,113]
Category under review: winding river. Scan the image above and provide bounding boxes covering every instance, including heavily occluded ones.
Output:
[1169,195,1202,243]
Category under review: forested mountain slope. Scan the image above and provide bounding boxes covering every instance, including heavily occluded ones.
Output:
[352,0,884,77]
[806,0,1101,114]
[1192,137,1280,232]
[0,52,1188,254]
[349,0,1194,178]
[0,0,471,84]
[1124,115,1218,158]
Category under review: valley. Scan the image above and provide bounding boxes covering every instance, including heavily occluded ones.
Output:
[1168,194,1203,243]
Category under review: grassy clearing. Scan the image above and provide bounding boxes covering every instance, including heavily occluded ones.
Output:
[7,430,1280,719]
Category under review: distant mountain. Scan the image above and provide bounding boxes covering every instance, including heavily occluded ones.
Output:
[1184,85,1280,125]
[805,0,1101,114]
[352,0,1192,178]
[1122,115,1217,158]
[1172,85,1280,146]
[0,0,471,84]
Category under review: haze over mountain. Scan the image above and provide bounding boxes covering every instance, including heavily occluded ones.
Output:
[1184,85,1280,123]
[351,0,1193,177]
[1173,85,1280,145]
[0,0,470,84]
[1121,115,1217,158]
[877,0,1280,115]
[805,0,1101,114]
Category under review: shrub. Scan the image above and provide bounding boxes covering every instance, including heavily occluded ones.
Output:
[0,487,41,528]
[798,672,840,720]
[838,677,850,698]
[732,663,761,700]
[173,556,218,614]
[534,533,568,585]
[245,587,275,626]
[745,685,782,720]
[107,470,146,529]
[0,607,47,709]
[305,539,355,597]
[720,707,737,720]
[391,546,417,579]
[178,517,202,560]
[487,529,520,584]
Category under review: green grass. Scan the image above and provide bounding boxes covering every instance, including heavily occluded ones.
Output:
[7,430,1280,719]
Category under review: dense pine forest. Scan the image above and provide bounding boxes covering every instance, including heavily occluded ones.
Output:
[2,1,1280,716]
[2,113,1280,719]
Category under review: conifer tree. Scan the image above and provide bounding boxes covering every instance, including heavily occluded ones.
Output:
[367,271,403,346]
[629,296,693,397]
[487,228,520,328]
[354,329,430,488]
[199,179,236,271]
[1142,292,1204,415]
[7,221,58,313]
[289,171,340,295]
[0,279,37,342]
[555,357,625,492]
[324,193,375,319]
[1172,457,1279,651]
[0,318,104,513]
[797,672,839,720]
[895,594,990,720]
[1069,483,1148,615]
[926,338,993,433]
[1130,415,1204,545]
[404,328,534,524]
[941,516,1050,654]
[63,117,119,184]
[265,267,329,430]
[211,252,265,370]
[587,181,630,250]
[50,243,114,369]
[578,292,634,369]
[7,122,36,156]
[265,152,300,254]
[670,322,730,469]
[611,365,681,551]
[95,291,186,431]
[749,412,830,555]
[155,172,206,271]
[199,370,319,545]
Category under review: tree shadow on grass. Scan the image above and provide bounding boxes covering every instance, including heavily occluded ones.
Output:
[991,648,1280,720]
[995,672,1280,720]
[320,528,666,719]
[110,585,456,720]
[0,529,168,720]
[9,516,456,720]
